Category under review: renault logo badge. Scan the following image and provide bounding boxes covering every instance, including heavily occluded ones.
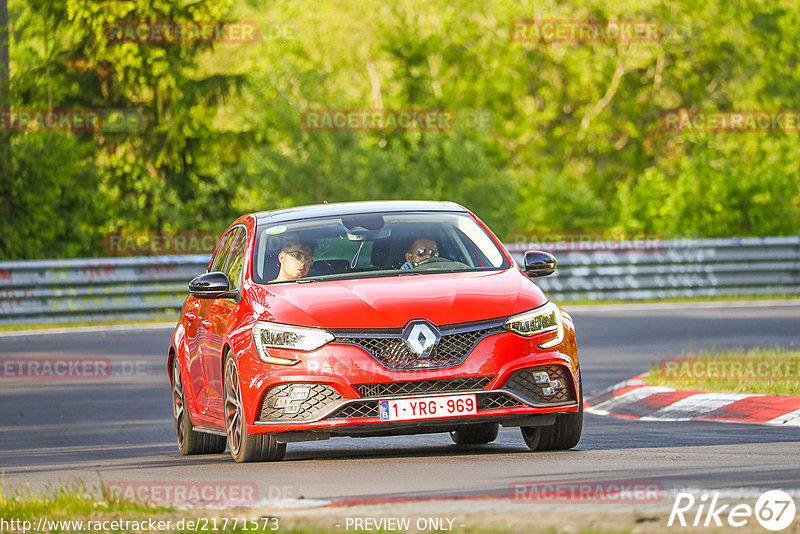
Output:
[402,320,441,357]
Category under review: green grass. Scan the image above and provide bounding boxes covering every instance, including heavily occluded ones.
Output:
[644,347,800,396]
[0,484,327,533]
[0,483,170,529]
[0,484,634,534]
[559,293,799,306]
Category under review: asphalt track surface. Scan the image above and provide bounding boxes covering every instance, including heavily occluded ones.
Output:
[1,301,799,503]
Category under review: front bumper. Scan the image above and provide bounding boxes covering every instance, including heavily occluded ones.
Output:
[240,326,581,435]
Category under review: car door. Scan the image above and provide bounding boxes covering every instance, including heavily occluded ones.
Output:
[190,229,234,416]
[182,291,206,401]
[201,226,247,420]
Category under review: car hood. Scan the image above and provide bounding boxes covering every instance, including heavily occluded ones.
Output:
[248,269,548,329]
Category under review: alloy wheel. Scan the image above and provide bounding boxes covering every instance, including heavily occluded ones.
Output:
[224,357,244,457]
[172,358,185,447]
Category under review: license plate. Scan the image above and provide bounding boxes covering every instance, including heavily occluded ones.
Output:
[379,394,477,422]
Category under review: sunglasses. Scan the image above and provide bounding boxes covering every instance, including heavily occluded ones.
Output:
[413,248,439,257]
[284,250,312,262]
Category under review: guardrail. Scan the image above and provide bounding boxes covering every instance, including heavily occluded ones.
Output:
[0,255,210,325]
[0,237,798,325]
[507,236,800,301]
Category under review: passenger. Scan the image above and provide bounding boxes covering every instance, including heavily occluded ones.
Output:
[401,238,439,269]
[271,240,314,282]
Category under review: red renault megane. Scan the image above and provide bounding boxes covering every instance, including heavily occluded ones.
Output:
[168,201,582,462]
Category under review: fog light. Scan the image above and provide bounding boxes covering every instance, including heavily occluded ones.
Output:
[274,397,289,408]
[549,379,562,389]
[284,404,300,414]
[532,370,550,384]
[541,387,555,396]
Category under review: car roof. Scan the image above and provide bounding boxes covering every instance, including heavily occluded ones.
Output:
[253,200,467,224]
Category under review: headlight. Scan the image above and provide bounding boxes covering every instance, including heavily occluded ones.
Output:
[504,301,565,349]
[252,321,335,365]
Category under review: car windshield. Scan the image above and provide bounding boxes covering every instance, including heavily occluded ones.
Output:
[252,211,510,284]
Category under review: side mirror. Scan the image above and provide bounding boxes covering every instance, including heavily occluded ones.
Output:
[523,250,557,278]
[188,272,238,299]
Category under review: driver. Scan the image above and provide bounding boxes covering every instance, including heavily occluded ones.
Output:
[401,238,439,269]
[271,239,314,282]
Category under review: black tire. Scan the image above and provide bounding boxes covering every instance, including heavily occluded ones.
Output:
[171,356,227,455]
[450,423,499,445]
[223,354,286,463]
[521,387,583,451]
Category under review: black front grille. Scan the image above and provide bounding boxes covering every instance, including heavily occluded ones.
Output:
[254,368,573,424]
[355,376,493,398]
[504,365,574,404]
[334,322,504,370]
[328,401,380,419]
[258,383,342,422]
[477,392,526,410]
[325,391,525,420]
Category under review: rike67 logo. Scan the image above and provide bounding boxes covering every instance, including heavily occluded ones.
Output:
[669,490,796,531]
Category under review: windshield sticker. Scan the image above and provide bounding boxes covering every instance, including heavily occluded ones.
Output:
[265,225,288,235]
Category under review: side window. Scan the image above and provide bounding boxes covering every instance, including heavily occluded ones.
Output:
[210,232,233,273]
[224,228,247,290]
